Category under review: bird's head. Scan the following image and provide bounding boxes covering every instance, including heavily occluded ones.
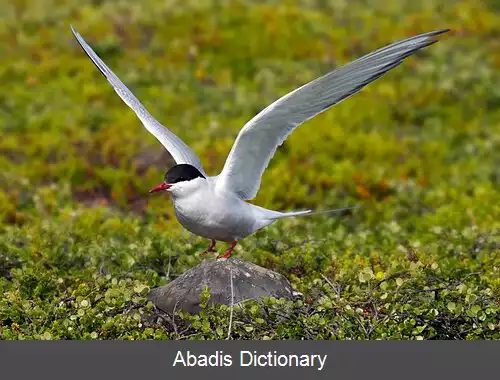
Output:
[149,164,206,198]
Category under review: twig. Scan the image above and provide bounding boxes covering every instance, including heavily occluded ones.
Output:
[227,267,234,340]
[165,253,172,281]
[320,273,342,297]
[179,332,203,340]
[171,301,179,335]
[406,272,481,295]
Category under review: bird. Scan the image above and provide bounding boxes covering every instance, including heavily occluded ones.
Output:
[71,25,448,259]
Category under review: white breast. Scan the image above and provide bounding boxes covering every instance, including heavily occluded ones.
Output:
[171,179,259,242]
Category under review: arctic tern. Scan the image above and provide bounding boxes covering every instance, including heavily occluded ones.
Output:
[71,26,448,259]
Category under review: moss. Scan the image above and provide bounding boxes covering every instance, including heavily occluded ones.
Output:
[0,0,499,340]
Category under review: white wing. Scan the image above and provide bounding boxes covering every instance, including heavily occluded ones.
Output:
[71,25,206,176]
[216,29,449,199]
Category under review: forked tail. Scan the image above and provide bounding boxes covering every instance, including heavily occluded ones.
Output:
[266,206,357,220]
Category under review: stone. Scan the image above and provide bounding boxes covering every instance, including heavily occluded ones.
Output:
[148,258,294,314]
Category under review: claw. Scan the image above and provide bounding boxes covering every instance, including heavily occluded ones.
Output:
[200,239,217,257]
[216,240,238,259]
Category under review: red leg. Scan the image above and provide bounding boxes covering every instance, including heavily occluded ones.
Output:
[217,240,238,259]
[200,239,217,257]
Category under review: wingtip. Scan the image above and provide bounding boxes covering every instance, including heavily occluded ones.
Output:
[436,28,451,34]
[430,28,451,39]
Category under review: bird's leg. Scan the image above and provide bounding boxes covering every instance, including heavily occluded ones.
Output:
[217,240,238,259]
[200,239,217,257]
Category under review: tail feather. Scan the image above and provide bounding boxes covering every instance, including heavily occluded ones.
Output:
[267,206,357,220]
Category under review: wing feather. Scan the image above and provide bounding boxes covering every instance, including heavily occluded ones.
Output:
[71,25,206,175]
[216,29,449,199]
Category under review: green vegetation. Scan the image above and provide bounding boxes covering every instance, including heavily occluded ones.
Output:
[0,0,498,340]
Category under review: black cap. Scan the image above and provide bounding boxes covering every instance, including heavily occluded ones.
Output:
[165,164,206,184]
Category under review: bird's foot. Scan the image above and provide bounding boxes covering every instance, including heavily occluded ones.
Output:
[200,247,217,257]
[216,240,238,260]
[216,251,232,259]
[200,239,217,257]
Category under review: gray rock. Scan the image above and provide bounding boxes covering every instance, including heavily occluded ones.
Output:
[148,258,294,314]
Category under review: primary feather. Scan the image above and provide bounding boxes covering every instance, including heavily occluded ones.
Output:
[71,25,206,176]
[216,29,449,200]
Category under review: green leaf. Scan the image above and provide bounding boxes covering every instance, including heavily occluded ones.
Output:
[470,305,481,316]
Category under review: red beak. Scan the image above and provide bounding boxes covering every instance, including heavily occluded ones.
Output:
[149,183,172,193]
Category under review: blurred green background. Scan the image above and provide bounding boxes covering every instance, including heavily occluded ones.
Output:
[0,0,498,339]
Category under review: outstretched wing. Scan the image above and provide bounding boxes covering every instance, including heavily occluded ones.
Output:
[71,25,206,175]
[216,29,449,199]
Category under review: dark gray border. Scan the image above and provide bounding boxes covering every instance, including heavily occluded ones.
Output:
[0,341,497,380]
